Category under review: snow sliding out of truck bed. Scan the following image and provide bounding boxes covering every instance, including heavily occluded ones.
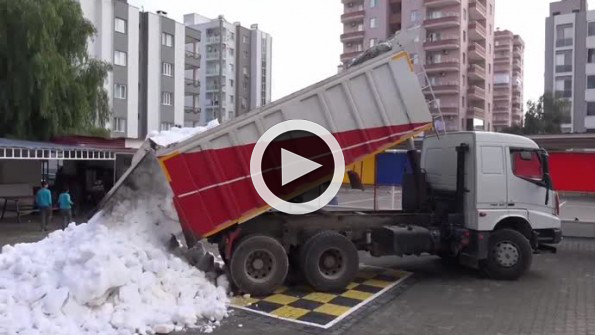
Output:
[153,35,434,240]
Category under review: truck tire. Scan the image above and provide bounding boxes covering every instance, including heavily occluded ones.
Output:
[483,229,532,280]
[229,235,288,296]
[300,231,359,292]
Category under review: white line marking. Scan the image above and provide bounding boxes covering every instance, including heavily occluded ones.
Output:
[230,265,413,329]
[560,201,567,207]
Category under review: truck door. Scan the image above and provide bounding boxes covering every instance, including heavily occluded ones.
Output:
[476,145,508,211]
[506,148,557,229]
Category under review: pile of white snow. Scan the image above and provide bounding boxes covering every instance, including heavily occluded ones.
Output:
[149,120,219,147]
[0,125,228,335]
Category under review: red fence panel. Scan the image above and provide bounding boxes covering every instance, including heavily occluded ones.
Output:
[549,152,595,193]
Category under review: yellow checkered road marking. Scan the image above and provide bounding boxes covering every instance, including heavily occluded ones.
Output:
[230,266,412,329]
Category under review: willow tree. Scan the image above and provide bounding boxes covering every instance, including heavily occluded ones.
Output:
[0,0,111,140]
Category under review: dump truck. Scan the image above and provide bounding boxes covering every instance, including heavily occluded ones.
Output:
[104,32,562,296]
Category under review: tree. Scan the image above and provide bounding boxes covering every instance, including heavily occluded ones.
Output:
[0,0,111,140]
[502,93,567,135]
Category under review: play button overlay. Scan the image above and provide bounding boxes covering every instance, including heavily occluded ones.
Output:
[250,120,345,215]
[281,149,322,186]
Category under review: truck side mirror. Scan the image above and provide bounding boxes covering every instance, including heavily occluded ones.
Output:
[347,171,364,190]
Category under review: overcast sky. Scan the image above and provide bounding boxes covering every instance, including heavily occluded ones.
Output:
[128,0,595,105]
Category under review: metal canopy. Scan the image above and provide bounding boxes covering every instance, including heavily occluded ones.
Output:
[0,138,116,161]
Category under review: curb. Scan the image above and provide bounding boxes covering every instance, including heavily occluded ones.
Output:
[562,220,595,239]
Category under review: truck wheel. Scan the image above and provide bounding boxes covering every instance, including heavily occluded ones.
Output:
[484,229,532,280]
[229,235,288,296]
[300,231,359,292]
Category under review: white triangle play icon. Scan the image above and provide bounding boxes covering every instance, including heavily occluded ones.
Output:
[281,149,322,186]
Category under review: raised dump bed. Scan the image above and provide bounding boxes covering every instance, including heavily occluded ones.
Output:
[111,32,434,242]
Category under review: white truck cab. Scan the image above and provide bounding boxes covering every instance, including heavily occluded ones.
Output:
[421,132,562,277]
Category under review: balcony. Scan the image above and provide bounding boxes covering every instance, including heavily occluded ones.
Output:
[423,13,461,29]
[423,36,460,51]
[185,50,201,69]
[467,105,485,118]
[469,22,486,41]
[341,10,365,23]
[342,0,363,4]
[513,59,522,70]
[494,94,511,102]
[430,102,460,115]
[468,85,486,100]
[468,64,486,81]
[423,0,461,7]
[205,84,226,92]
[469,42,486,60]
[340,30,365,42]
[494,56,510,65]
[184,106,201,115]
[494,105,510,112]
[426,81,460,94]
[205,52,226,60]
[513,47,522,57]
[469,1,486,20]
[425,58,461,73]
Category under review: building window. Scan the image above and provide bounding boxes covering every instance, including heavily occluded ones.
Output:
[556,50,573,72]
[114,84,127,99]
[370,0,377,8]
[489,43,492,53]
[463,8,467,20]
[369,38,377,47]
[410,10,420,23]
[114,50,127,66]
[115,18,126,34]
[229,48,235,56]
[356,43,363,51]
[556,24,573,47]
[489,4,493,15]
[162,62,173,77]
[588,102,595,115]
[462,96,465,107]
[589,22,595,36]
[113,118,126,132]
[463,30,466,42]
[555,76,572,98]
[162,92,173,106]
[229,64,234,72]
[230,95,234,103]
[160,122,174,131]
[588,75,595,89]
[242,35,248,43]
[230,79,234,87]
[370,18,377,28]
[488,63,491,73]
[463,52,466,64]
[589,49,595,63]
[161,33,173,47]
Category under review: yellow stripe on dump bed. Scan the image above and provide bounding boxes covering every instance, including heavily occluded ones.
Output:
[157,151,180,183]
[392,51,414,72]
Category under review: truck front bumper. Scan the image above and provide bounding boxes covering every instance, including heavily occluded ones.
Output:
[536,228,563,244]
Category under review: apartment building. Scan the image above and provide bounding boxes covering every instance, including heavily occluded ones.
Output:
[78,0,202,140]
[493,30,525,132]
[184,14,273,124]
[340,0,496,132]
[545,0,595,133]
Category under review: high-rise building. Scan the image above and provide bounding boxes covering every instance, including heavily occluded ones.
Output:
[545,0,595,133]
[492,30,524,132]
[340,0,496,132]
[77,0,202,140]
[184,14,272,124]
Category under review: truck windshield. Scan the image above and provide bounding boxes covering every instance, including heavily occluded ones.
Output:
[511,150,544,181]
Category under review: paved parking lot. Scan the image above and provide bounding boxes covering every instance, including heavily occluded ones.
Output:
[199,237,595,335]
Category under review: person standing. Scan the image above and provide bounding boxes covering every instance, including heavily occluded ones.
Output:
[58,187,74,229]
[35,181,52,232]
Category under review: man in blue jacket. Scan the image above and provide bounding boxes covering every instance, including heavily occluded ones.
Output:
[36,181,52,232]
